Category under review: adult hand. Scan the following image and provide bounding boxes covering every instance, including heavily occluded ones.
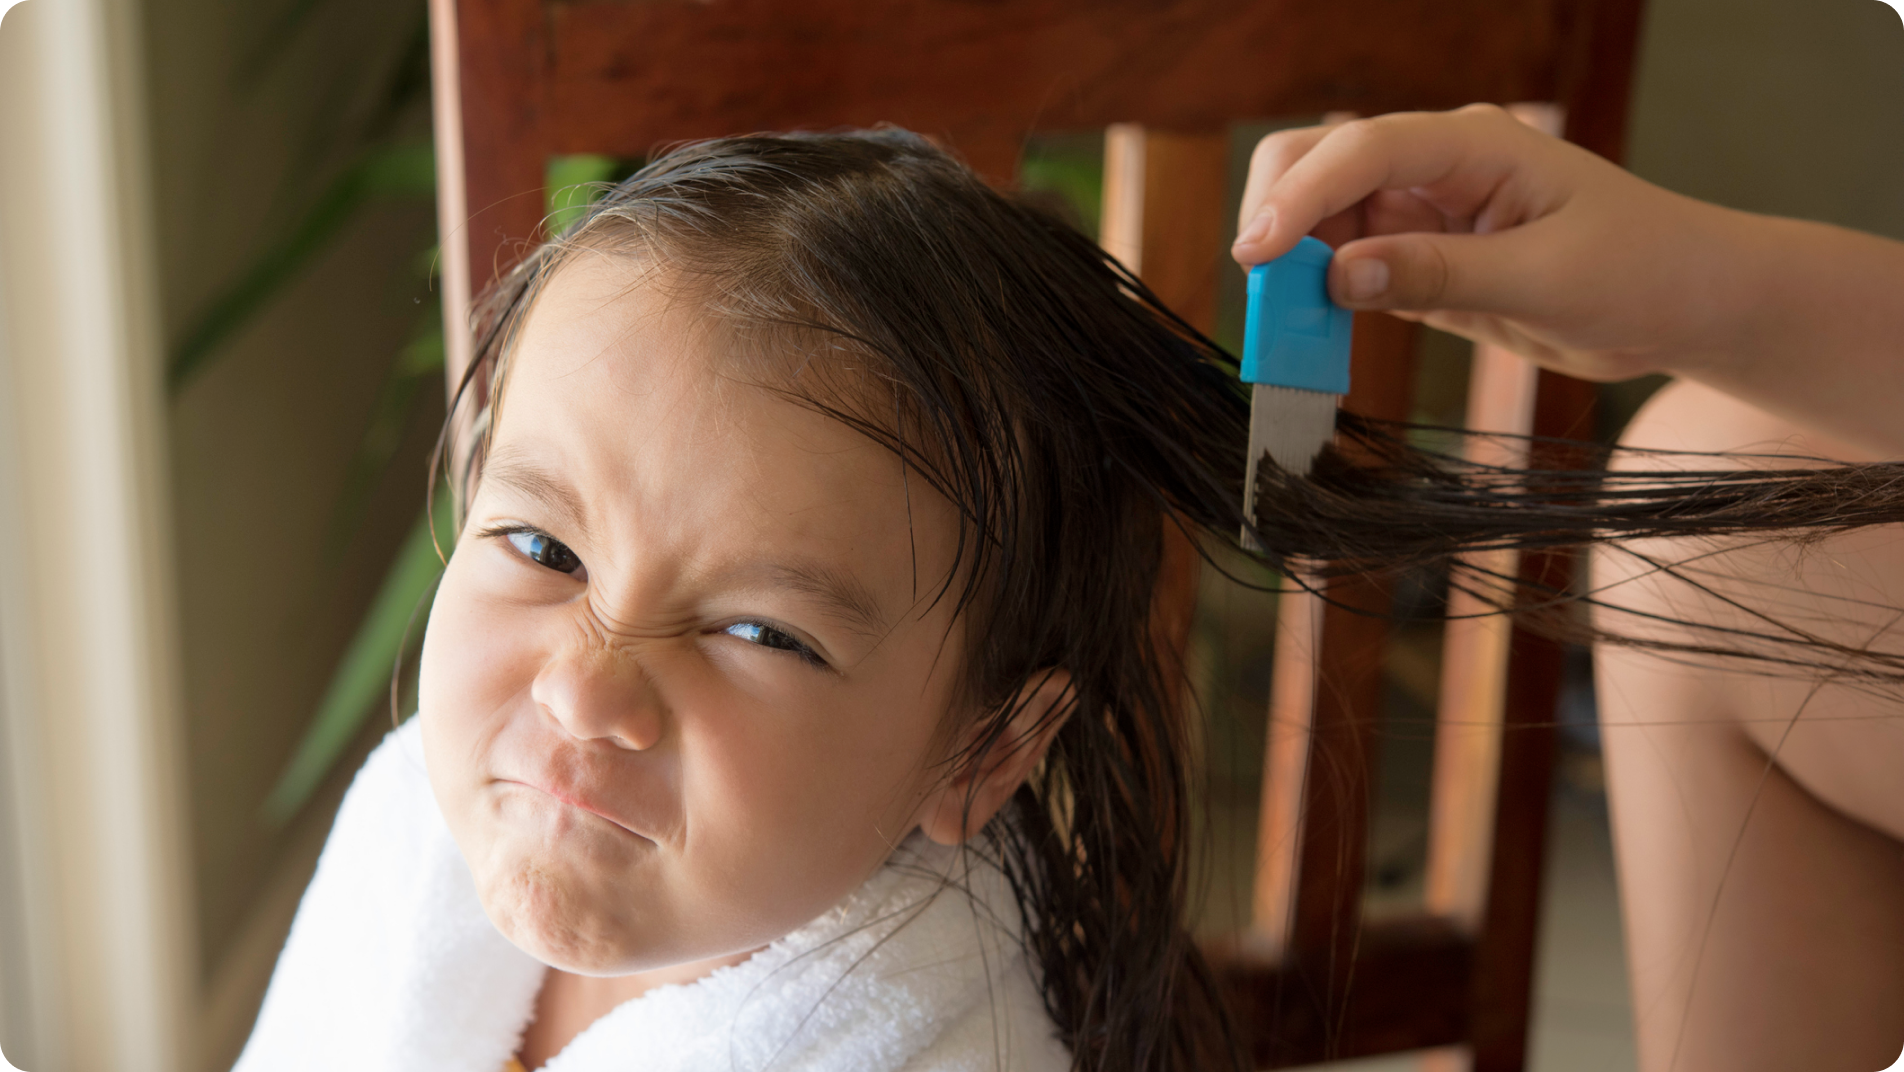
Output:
[1230,104,1760,383]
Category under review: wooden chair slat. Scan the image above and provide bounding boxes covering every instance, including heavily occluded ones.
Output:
[537,0,1565,156]
[1101,125,1228,334]
[1427,342,1540,933]
[1253,579,1316,955]
[1245,309,1415,1065]
[1212,914,1472,1066]
[1461,371,1594,1070]
[1099,123,1227,769]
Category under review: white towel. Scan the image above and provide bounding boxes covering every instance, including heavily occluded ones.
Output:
[233,718,1072,1072]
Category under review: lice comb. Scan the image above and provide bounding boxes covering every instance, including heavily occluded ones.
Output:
[1240,236,1353,542]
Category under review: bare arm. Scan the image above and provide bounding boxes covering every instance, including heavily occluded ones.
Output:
[1593,380,1904,1071]
[1698,216,1904,457]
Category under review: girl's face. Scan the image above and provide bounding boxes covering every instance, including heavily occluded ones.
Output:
[418,255,976,976]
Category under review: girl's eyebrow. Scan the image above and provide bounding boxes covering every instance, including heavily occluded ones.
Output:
[481,450,592,540]
[763,561,890,638]
[484,448,886,635]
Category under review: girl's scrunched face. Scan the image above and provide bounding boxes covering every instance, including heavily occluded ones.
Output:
[418,255,977,977]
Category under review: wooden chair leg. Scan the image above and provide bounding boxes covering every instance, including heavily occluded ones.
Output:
[1466,370,1594,1072]
[1418,344,1538,1072]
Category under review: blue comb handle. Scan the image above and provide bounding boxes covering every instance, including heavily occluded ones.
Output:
[1240,236,1353,395]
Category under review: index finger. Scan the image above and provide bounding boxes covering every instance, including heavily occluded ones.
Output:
[1234,122,1334,235]
[1232,106,1526,264]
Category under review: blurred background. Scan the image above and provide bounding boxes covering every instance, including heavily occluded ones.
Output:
[0,0,1901,1069]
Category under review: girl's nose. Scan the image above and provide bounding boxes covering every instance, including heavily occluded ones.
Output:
[529,646,666,750]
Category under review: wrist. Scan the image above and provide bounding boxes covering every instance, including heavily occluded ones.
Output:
[1659,211,1904,456]
[1652,200,1786,379]
[1713,213,1903,378]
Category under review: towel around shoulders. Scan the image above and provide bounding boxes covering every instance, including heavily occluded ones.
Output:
[232,717,1072,1072]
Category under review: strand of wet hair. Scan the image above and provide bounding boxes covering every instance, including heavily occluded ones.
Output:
[1251,414,1904,573]
[1247,414,1904,689]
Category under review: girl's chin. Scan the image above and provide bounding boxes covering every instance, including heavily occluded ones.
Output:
[478,868,652,974]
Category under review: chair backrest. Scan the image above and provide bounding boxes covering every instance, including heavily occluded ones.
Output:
[430,4,1644,1068]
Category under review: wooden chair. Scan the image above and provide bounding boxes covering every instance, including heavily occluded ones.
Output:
[428,3,1644,1067]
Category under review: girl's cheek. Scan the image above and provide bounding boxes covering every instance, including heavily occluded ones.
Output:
[419,555,551,771]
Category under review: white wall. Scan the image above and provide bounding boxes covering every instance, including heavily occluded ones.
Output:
[1628,0,1904,238]
[0,0,197,1069]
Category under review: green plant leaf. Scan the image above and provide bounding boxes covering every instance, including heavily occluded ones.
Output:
[242,0,339,86]
[242,3,429,148]
[260,492,455,827]
[358,139,437,197]
[358,17,433,146]
[318,312,444,566]
[1019,137,1105,241]
[168,140,436,393]
[545,153,622,237]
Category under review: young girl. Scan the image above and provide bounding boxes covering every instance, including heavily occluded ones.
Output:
[234,126,1904,1072]
[234,129,1247,1072]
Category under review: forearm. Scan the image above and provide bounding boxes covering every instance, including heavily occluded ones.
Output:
[1674,213,1904,458]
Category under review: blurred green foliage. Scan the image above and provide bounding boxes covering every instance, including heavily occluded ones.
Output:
[1018,135,1105,241]
[167,142,438,391]
[170,1,445,826]
[546,154,625,236]
[261,493,456,825]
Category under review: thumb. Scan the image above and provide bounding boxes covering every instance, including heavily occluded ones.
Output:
[1329,231,1531,315]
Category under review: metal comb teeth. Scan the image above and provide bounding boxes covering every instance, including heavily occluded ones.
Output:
[1241,383,1338,547]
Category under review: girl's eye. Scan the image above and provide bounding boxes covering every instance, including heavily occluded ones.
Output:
[723,621,826,667]
[505,530,583,575]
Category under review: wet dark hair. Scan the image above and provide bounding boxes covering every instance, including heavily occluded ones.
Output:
[438,128,1904,1071]
[1265,418,1904,688]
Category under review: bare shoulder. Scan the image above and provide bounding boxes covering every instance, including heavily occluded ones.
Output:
[1596,376,1904,840]
[1617,376,1871,461]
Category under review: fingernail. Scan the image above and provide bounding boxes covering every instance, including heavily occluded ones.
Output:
[1342,257,1389,302]
[1234,212,1273,248]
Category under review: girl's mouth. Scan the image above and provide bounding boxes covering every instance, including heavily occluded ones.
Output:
[500,777,654,843]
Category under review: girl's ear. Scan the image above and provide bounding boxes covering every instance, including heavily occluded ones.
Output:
[916,669,1074,846]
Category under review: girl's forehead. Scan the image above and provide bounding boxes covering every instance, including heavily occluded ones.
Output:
[514,255,710,384]
[502,259,864,470]
[487,256,964,596]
